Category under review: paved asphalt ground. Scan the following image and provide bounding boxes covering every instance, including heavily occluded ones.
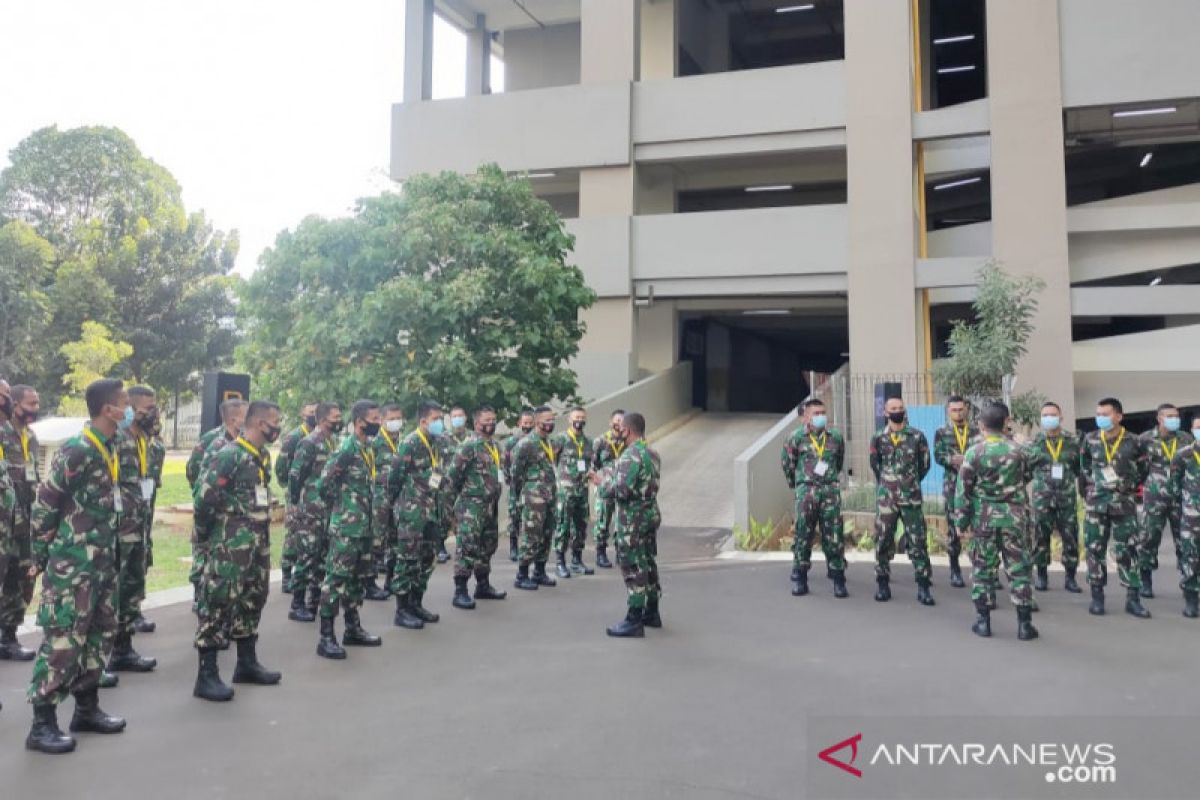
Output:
[1,523,1198,799]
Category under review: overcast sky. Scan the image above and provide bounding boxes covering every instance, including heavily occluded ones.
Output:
[0,0,487,274]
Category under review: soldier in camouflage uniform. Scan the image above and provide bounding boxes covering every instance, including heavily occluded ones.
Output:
[0,383,40,662]
[781,398,847,598]
[1080,397,1151,618]
[315,400,384,658]
[437,405,471,564]
[590,410,624,569]
[1,380,33,678]
[25,379,129,755]
[869,397,935,606]
[593,412,662,638]
[1025,402,1082,594]
[192,401,284,702]
[553,407,596,579]
[1168,418,1200,618]
[186,399,246,601]
[276,401,317,594]
[1138,403,1194,599]
[933,395,978,588]
[501,410,535,562]
[953,403,1038,641]
[447,405,508,609]
[386,400,446,629]
[135,409,166,633]
[107,386,159,674]
[510,406,561,591]
[367,403,405,600]
[287,402,342,622]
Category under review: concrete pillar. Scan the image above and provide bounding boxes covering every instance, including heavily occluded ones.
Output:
[844,0,919,376]
[986,0,1076,421]
[465,14,491,96]
[582,0,639,83]
[403,0,434,103]
[640,0,676,81]
[638,300,678,373]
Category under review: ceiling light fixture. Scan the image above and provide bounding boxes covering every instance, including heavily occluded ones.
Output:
[776,3,816,12]
[937,65,977,74]
[526,171,556,179]
[933,177,983,191]
[743,310,792,316]
[745,184,794,193]
[933,34,976,45]
[1149,276,1163,286]
[1140,152,1154,168]
[1112,106,1177,118]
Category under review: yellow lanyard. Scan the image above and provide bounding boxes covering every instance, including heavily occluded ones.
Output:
[135,433,148,478]
[953,424,970,454]
[809,432,827,460]
[1101,429,1125,465]
[0,442,4,459]
[360,444,376,480]
[83,428,118,484]
[1045,436,1064,464]
[889,431,903,447]
[19,428,31,462]
[236,437,268,484]
[608,432,625,459]
[381,429,398,454]
[417,429,439,469]
[1161,437,1179,463]
[568,430,585,459]
[484,441,500,468]
[540,438,555,464]
[985,435,1003,444]
[300,424,311,437]
[1193,450,1200,469]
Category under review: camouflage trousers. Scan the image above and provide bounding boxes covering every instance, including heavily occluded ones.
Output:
[290,509,330,594]
[454,497,500,579]
[280,504,298,591]
[942,484,963,562]
[1141,502,1183,573]
[319,533,373,617]
[28,546,118,705]
[194,516,271,650]
[592,495,615,549]
[0,519,34,628]
[374,503,397,576]
[115,526,148,636]
[554,491,589,555]
[1179,511,1200,593]
[145,507,157,569]
[615,521,661,610]
[792,484,846,572]
[506,485,522,545]
[190,511,217,591]
[1032,496,1080,570]
[969,524,1034,609]
[874,497,932,585]
[390,516,440,596]
[1084,506,1143,590]
[519,491,557,567]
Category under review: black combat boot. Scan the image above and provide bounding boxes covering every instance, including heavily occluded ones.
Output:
[831,569,848,599]
[342,608,381,646]
[1125,587,1151,619]
[98,671,119,689]
[1064,568,1081,593]
[509,535,519,562]
[1089,585,1105,615]
[474,571,507,600]
[452,575,477,610]
[643,597,662,629]
[108,631,156,672]
[193,648,234,701]
[595,545,612,569]
[232,635,282,683]
[288,589,315,622]
[514,564,538,591]
[971,596,992,638]
[131,614,156,634]
[1139,569,1154,599]
[791,567,809,597]
[874,575,891,602]
[606,607,645,638]
[0,625,35,661]
[364,573,390,601]
[437,543,450,564]
[533,561,557,587]
[987,590,998,611]
[1184,590,1199,619]
[555,551,571,579]
[1016,606,1039,640]
[1034,566,1048,592]
[916,582,936,607]
[393,594,424,629]
[949,556,965,588]
[69,687,126,734]
[570,549,594,575]
[26,703,76,754]
[411,591,439,623]
[316,616,346,660]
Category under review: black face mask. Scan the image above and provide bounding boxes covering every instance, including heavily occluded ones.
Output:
[480,423,496,436]
[303,415,317,429]
[0,396,11,418]
[572,420,586,432]
[17,407,38,424]
[362,422,381,437]
[519,425,534,435]
[539,421,555,435]
[264,424,282,444]
[887,411,906,424]
[330,420,344,434]
[136,409,158,429]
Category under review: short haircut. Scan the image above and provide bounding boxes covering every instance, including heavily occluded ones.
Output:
[1041,401,1061,413]
[246,400,280,422]
[85,379,124,418]
[351,399,379,421]
[570,406,586,414]
[624,412,646,436]
[11,384,35,403]
[980,403,1009,433]
[1098,397,1123,414]
[803,398,825,410]
[417,399,442,420]
[450,405,466,414]
[534,405,553,415]
[946,394,965,406]
[220,398,246,419]
[611,409,625,418]
[302,400,318,410]
[474,404,496,417]
[518,409,535,420]
[128,385,155,400]
[1157,403,1178,413]
[381,403,403,415]
[315,402,340,422]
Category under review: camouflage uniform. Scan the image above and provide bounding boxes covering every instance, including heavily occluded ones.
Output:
[781,425,847,573]
[1167,443,1200,594]
[27,425,120,704]
[1025,430,1082,571]
[501,429,527,553]
[953,435,1034,608]
[448,433,503,580]
[0,421,39,630]
[317,436,376,617]
[436,433,461,549]
[193,438,273,650]
[372,429,401,577]
[144,435,165,569]
[113,430,153,636]
[288,429,338,596]
[553,429,594,556]
[511,432,560,566]
[1139,428,1194,574]
[275,423,311,591]
[187,428,235,592]
[869,425,932,584]
[386,429,443,596]
[933,422,979,564]
[598,440,662,610]
[1079,428,1148,590]
[591,430,624,550]
[0,445,21,632]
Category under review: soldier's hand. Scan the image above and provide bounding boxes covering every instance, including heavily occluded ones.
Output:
[28,564,42,579]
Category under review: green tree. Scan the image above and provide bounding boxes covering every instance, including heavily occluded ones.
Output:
[0,221,54,378]
[58,321,134,415]
[238,165,596,418]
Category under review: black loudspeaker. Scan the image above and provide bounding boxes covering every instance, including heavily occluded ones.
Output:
[201,372,251,433]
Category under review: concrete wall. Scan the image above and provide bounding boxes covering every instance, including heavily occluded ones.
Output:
[732,410,800,533]
[562,360,694,436]
[640,0,676,80]
[564,216,631,298]
[502,23,581,92]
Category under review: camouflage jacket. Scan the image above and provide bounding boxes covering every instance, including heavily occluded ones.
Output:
[288,428,339,512]
[1168,444,1200,515]
[1139,428,1194,511]
[372,428,402,523]
[30,424,121,569]
[597,440,662,536]
[319,434,376,539]
[1025,430,1081,504]
[869,425,931,506]
[934,423,979,495]
[1079,427,1147,515]
[186,426,225,486]
[0,449,16,543]
[0,420,41,517]
[553,429,594,498]
[274,424,311,487]
[782,425,845,490]
[195,437,273,524]
[511,432,560,501]
[501,431,528,483]
[953,435,1032,532]
[446,426,471,454]
[115,429,153,540]
[592,430,626,472]
[386,429,443,526]
[448,433,503,505]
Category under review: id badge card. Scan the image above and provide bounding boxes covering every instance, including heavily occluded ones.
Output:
[254,486,270,508]
[1050,464,1064,481]
[577,459,588,474]
[113,492,124,514]
[814,461,829,477]
[24,463,36,482]
[429,471,443,490]
[140,478,155,501]
[1101,465,1118,485]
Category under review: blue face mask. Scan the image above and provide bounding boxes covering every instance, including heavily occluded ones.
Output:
[120,406,134,430]
[1164,417,1181,433]
[1095,415,1114,432]
[427,419,445,437]
[1041,415,1060,430]
[810,414,827,430]
[450,415,466,429]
